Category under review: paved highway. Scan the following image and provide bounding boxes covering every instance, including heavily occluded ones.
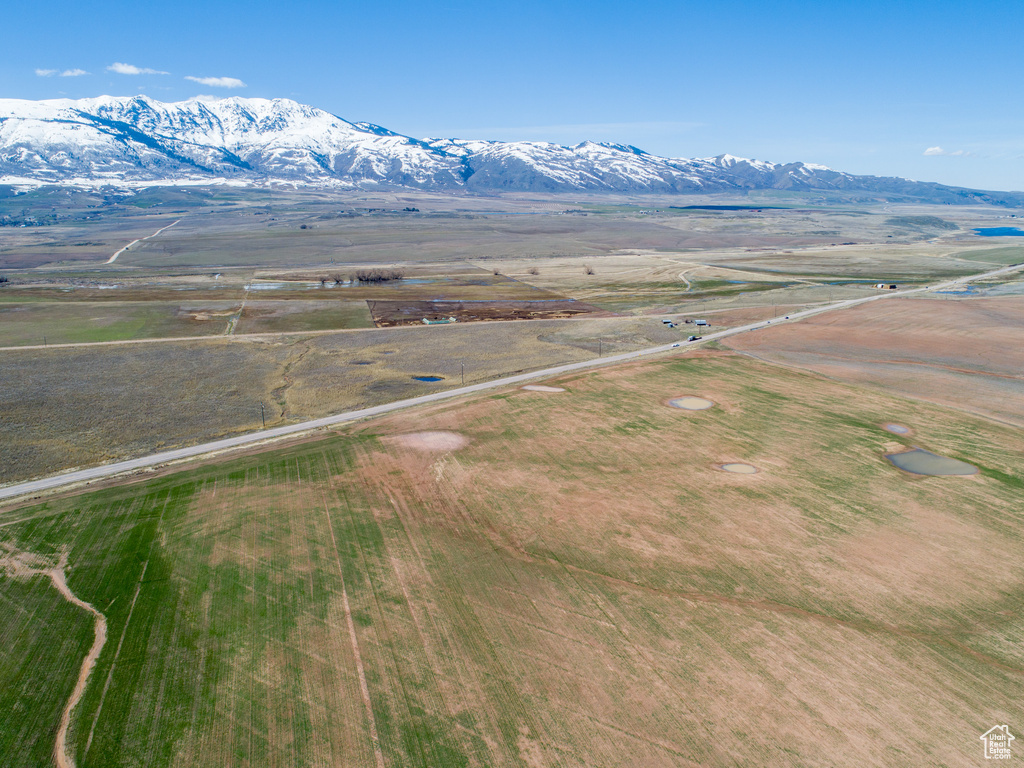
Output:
[2,261,1021,503]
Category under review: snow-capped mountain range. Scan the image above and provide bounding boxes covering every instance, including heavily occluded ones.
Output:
[0,96,1017,204]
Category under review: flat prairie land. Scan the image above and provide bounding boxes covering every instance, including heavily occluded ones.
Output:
[724,295,1024,426]
[0,300,239,345]
[1,351,1023,767]
[1,317,681,484]
[0,214,186,269]
[234,300,375,334]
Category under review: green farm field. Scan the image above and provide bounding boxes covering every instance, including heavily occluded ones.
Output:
[0,301,238,346]
[1,352,1022,766]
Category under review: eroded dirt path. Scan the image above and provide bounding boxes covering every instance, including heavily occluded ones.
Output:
[0,544,107,768]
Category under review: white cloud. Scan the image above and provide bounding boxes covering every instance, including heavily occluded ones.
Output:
[185,75,246,88]
[107,62,169,75]
[924,146,970,157]
[37,67,91,77]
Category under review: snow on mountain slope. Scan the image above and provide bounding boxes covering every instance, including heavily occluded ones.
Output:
[0,96,1019,204]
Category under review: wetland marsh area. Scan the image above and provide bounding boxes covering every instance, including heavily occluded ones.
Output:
[2,184,1024,766]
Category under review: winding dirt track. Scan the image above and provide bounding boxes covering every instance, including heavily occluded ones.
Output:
[51,556,107,768]
[1,261,1021,505]
[0,548,107,768]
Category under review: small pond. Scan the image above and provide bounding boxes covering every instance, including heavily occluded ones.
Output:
[974,227,1024,237]
[886,448,978,476]
[244,281,323,291]
[412,375,444,382]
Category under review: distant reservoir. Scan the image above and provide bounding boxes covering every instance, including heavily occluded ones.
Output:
[973,227,1024,237]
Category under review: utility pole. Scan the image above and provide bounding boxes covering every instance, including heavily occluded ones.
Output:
[461,362,465,386]
[260,401,266,428]
[599,339,602,357]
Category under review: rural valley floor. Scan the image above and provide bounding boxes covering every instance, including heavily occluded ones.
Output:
[1,186,1022,766]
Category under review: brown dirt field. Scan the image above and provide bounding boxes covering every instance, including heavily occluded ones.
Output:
[383,431,470,452]
[723,295,1024,426]
[367,299,613,327]
[346,352,1024,765]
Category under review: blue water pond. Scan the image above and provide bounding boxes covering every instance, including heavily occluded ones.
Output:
[974,227,1024,237]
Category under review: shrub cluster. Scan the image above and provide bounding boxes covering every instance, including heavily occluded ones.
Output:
[353,269,406,283]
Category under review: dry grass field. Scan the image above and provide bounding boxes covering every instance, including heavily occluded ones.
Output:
[724,294,1024,427]
[1,351,1022,766]
[0,317,689,484]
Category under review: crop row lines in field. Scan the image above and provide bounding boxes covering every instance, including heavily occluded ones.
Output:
[331,476,444,767]
[319,480,385,768]
[377,498,558,764]
[371,474,504,766]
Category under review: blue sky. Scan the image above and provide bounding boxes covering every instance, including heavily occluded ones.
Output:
[3,0,1021,191]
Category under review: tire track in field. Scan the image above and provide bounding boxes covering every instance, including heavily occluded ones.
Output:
[320,490,386,768]
[0,545,107,768]
[547,552,721,763]
[331,463,461,767]
[555,558,1024,679]
[81,491,174,763]
[380,488,511,765]
[362,447,557,767]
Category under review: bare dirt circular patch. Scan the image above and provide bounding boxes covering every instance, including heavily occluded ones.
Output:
[522,385,565,393]
[667,396,715,411]
[882,423,911,435]
[387,431,469,452]
[720,463,758,474]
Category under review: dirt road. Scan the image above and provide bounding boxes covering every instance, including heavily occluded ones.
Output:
[105,219,181,264]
